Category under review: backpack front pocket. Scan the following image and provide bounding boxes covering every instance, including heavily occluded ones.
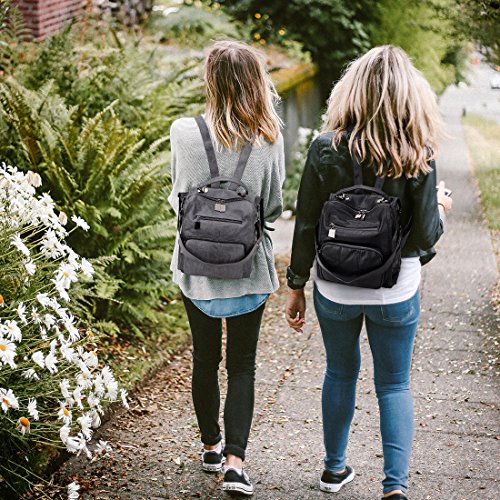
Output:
[185,239,246,264]
[319,241,383,275]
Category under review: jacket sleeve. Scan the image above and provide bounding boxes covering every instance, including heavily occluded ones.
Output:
[407,159,444,259]
[263,134,285,223]
[287,138,324,288]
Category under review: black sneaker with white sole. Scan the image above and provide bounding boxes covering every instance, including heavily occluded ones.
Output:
[381,495,407,499]
[222,467,254,496]
[319,465,355,493]
[201,448,225,472]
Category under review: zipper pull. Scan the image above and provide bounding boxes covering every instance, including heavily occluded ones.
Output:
[214,200,226,212]
[328,223,336,238]
[355,210,367,220]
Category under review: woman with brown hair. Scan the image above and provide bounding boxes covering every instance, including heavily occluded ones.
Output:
[286,45,452,498]
[168,40,284,496]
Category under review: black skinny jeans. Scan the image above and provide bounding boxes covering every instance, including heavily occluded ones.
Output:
[182,295,266,461]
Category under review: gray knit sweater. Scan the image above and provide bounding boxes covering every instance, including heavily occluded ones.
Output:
[168,117,285,300]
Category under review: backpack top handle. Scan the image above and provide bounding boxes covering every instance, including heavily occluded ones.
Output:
[195,115,253,191]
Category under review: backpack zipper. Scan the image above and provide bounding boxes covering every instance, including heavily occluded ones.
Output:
[196,215,243,224]
[354,210,369,220]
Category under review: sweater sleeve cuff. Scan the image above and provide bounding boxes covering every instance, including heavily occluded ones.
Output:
[286,266,309,289]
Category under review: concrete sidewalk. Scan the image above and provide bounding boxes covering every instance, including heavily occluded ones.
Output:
[51,86,499,499]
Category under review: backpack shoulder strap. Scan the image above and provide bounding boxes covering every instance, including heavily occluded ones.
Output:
[195,115,220,181]
[232,142,253,182]
[352,153,386,190]
[350,132,386,189]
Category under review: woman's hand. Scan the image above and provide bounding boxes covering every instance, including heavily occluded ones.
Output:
[437,181,453,213]
[286,288,306,332]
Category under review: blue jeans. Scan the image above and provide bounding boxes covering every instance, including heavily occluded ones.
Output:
[313,286,420,494]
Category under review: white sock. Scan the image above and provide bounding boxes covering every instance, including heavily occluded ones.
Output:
[225,466,242,475]
[333,468,346,474]
[204,442,222,454]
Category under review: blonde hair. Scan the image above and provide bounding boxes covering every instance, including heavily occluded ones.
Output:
[204,40,282,149]
[323,45,443,178]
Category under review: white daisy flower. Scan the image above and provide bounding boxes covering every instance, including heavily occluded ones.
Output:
[60,379,71,399]
[95,440,112,455]
[4,320,22,342]
[0,337,17,368]
[59,424,70,443]
[67,481,80,500]
[43,313,56,329]
[93,374,105,397]
[56,263,78,289]
[77,414,93,440]
[120,389,130,409]
[22,368,39,380]
[71,215,90,231]
[105,378,118,401]
[25,260,36,275]
[16,417,31,435]
[60,342,76,363]
[80,258,94,278]
[82,350,98,369]
[73,386,84,410]
[40,229,63,259]
[17,302,27,324]
[90,409,101,429]
[64,435,81,454]
[58,402,72,425]
[32,351,45,368]
[26,171,42,187]
[28,398,39,421]
[75,433,92,459]
[31,307,42,324]
[0,388,20,412]
[11,234,30,257]
[36,293,51,308]
[45,351,58,374]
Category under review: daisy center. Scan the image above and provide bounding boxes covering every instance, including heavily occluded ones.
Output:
[63,408,70,417]
[3,398,9,406]
[20,417,30,427]
[63,271,70,277]
[0,344,6,351]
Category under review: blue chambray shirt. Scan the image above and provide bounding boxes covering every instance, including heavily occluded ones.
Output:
[191,294,269,318]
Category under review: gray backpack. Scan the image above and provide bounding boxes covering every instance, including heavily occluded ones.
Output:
[177,116,264,279]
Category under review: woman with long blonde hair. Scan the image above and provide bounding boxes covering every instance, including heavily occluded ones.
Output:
[286,46,452,498]
[168,40,284,496]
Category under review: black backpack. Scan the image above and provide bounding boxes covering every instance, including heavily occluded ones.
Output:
[177,116,264,279]
[315,153,411,289]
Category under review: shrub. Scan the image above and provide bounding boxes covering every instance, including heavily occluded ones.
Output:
[148,4,242,47]
[282,127,318,213]
[0,79,186,335]
[0,164,125,492]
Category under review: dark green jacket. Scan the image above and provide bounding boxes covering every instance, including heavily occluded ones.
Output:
[287,132,444,289]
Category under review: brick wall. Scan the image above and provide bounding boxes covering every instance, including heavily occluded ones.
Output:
[15,0,86,39]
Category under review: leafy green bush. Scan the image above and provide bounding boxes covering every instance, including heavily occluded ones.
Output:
[0,78,183,336]
[282,127,318,213]
[0,20,205,337]
[200,0,371,81]
[148,4,242,47]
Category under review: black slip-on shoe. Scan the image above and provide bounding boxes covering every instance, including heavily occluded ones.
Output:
[222,468,254,496]
[382,495,408,500]
[319,465,355,493]
[201,448,225,473]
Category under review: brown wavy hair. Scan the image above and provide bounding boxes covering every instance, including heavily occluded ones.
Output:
[204,40,282,149]
[323,45,443,178]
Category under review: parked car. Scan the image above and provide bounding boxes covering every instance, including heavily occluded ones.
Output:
[490,74,500,89]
